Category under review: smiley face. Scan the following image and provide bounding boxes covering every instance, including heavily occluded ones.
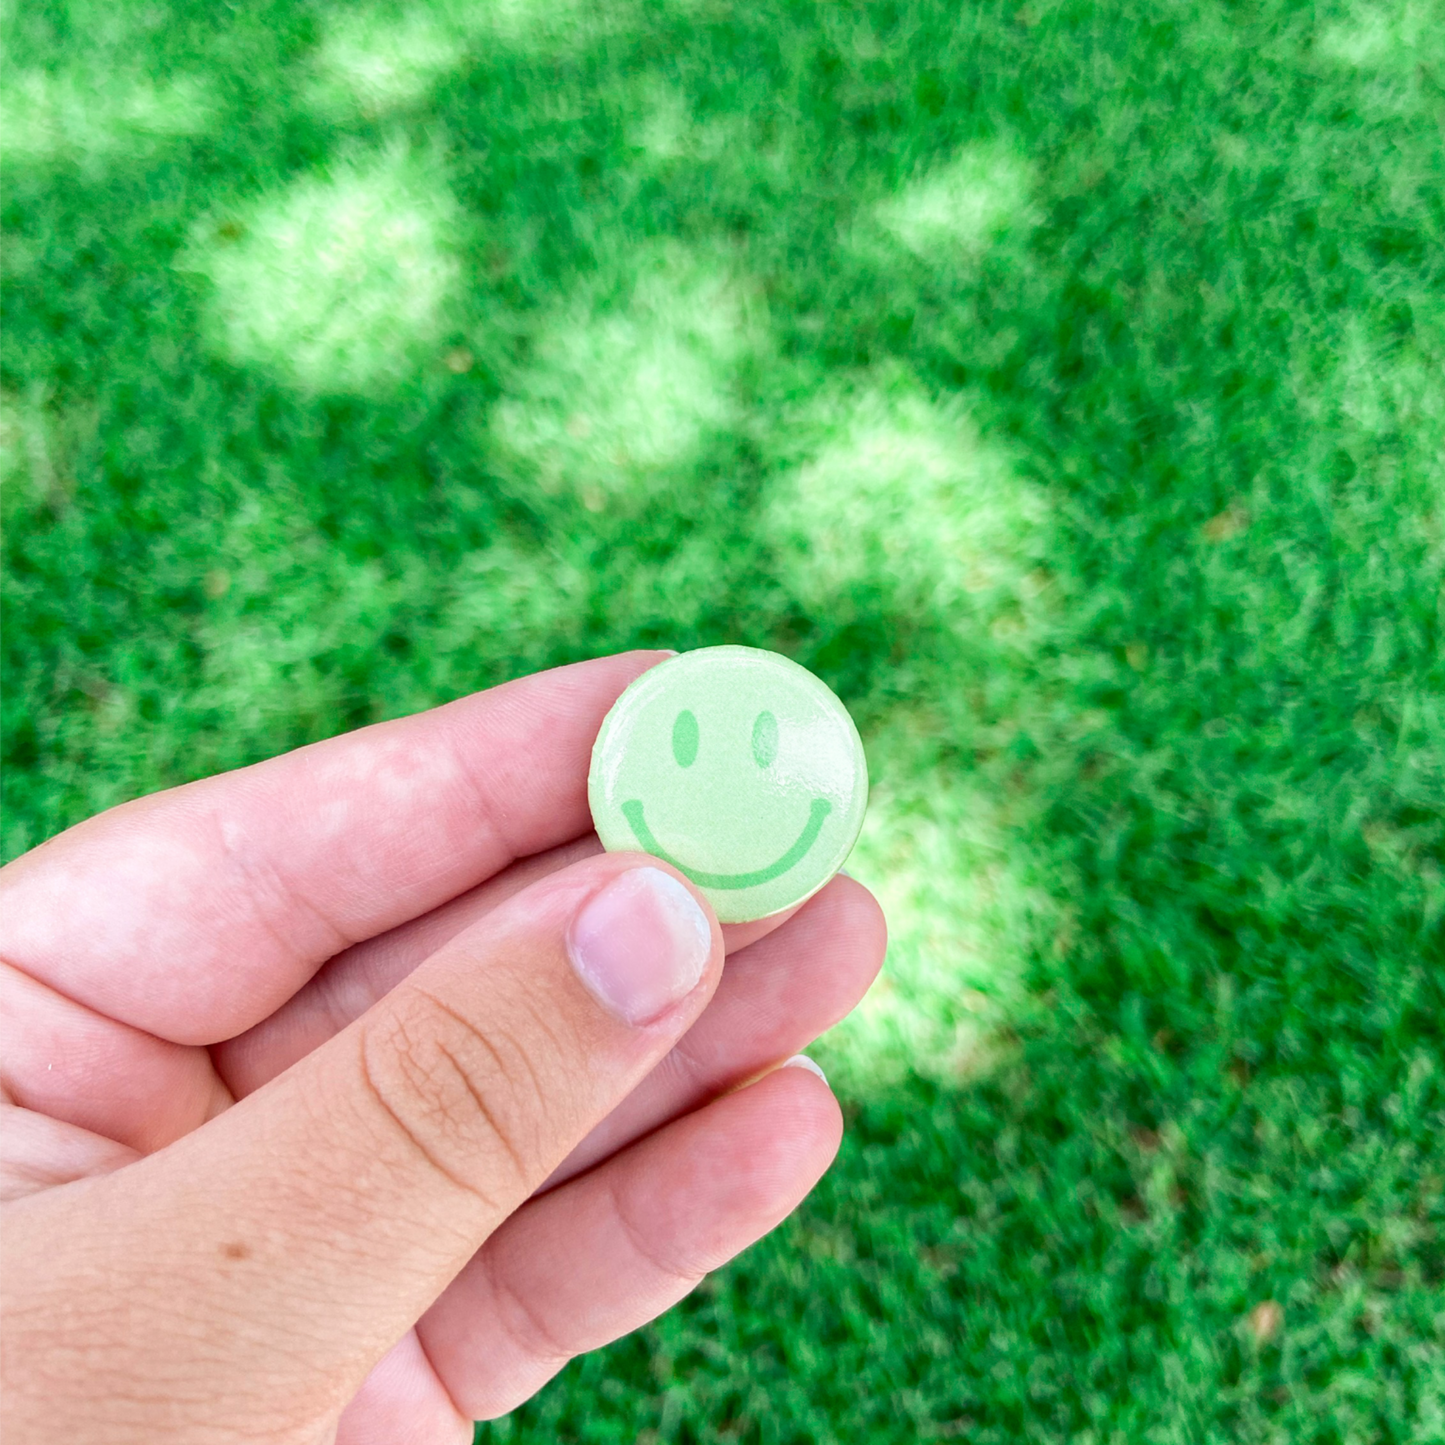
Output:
[589,647,869,922]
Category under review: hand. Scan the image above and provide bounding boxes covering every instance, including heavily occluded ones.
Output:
[0,652,885,1445]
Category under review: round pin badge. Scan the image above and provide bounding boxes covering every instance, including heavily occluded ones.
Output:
[588,646,869,923]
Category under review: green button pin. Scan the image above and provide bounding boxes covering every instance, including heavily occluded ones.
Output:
[589,646,869,923]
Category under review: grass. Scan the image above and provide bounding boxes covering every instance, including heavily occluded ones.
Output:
[4,0,1444,1439]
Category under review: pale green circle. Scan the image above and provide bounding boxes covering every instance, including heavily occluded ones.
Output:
[588,646,869,923]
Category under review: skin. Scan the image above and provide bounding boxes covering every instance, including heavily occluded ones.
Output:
[0,652,886,1445]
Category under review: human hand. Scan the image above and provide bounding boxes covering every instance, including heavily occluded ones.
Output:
[0,652,885,1444]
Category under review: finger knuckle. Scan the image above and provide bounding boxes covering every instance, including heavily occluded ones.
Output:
[358,989,548,1206]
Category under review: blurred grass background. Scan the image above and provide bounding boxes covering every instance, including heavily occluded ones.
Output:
[4,0,1444,1438]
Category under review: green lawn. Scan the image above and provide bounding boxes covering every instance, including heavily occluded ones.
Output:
[4,0,1444,1439]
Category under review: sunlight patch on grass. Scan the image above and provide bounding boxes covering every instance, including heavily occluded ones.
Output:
[0,384,101,518]
[625,76,797,183]
[817,718,1053,1092]
[490,245,755,509]
[312,0,614,70]
[629,81,697,162]
[2,68,215,165]
[297,0,626,113]
[765,374,1050,626]
[870,142,1035,262]
[306,8,469,119]
[1327,316,1445,454]
[462,0,616,53]
[0,388,45,500]
[1317,0,1438,67]
[182,146,463,395]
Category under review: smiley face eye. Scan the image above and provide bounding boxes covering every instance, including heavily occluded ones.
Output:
[672,709,699,768]
[751,710,778,768]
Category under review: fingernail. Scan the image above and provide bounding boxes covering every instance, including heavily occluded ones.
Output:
[568,867,712,1025]
[782,1054,829,1086]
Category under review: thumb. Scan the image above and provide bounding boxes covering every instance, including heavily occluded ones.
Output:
[5,854,720,1439]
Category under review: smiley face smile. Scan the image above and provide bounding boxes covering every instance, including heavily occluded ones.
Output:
[620,796,832,889]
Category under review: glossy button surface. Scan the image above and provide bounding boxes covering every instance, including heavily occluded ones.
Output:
[589,646,869,923]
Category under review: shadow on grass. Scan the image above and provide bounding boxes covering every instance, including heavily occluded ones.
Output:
[4,0,1443,1439]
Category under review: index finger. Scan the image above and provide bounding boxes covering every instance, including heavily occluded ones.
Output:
[0,651,669,1044]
